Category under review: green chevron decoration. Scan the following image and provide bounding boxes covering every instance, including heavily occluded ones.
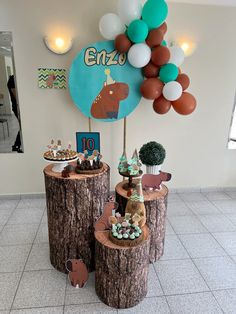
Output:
[38,68,66,89]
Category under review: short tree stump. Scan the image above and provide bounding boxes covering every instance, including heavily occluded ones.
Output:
[95,226,150,309]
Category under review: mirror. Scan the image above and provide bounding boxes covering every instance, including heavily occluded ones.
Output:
[0,31,23,153]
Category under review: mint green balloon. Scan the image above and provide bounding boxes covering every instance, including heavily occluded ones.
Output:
[142,0,168,30]
[161,40,167,47]
[159,63,178,83]
[127,19,148,43]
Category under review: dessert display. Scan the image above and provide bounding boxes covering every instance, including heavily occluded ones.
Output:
[43,140,77,161]
[75,150,103,174]
[109,212,144,247]
[118,149,143,190]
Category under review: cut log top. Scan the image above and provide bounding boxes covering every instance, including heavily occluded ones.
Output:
[95,225,149,250]
[115,180,168,201]
[44,162,109,180]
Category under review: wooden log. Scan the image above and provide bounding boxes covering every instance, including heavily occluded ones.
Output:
[115,180,168,263]
[44,162,110,273]
[95,226,150,309]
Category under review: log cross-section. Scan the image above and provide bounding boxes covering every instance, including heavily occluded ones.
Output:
[95,226,150,309]
[44,162,110,273]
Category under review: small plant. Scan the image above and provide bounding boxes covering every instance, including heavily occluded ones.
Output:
[139,141,166,166]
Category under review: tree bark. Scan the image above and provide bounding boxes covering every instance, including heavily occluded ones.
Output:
[115,181,168,262]
[95,226,150,309]
[44,162,110,273]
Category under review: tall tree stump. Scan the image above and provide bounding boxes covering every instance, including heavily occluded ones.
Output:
[95,226,150,309]
[44,162,110,273]
[115,181,168,262]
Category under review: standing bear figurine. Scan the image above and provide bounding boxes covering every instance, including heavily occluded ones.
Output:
[65,259,89,288]
[90,69,129,120]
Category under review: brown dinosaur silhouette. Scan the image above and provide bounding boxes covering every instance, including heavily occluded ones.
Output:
[90,69,129,119]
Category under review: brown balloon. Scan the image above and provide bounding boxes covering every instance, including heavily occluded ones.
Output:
[172,92,196,115]
[146,29,164,48]
[140,78,164,100]
[153,96,171,114]
[158,22,167,35]
[176,74,190,90]
[151,46,170,66]
[143,62,159,78]
[114,34,132,53]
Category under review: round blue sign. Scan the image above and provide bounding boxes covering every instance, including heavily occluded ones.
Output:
[69,40,143,122]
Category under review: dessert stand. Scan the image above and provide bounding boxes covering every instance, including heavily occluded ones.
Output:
[44,156,78,173]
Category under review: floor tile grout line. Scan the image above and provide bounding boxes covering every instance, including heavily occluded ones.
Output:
[209,232,236,265]
[9,208,46,311]
[151,262,172,313]
[176,194,236,234]
[0,199,21,237]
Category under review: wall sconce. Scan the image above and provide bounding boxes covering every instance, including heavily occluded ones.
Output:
[44,35,73,54]
[176,39,196,57]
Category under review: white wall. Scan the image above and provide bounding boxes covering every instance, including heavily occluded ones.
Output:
[0,0,236,195]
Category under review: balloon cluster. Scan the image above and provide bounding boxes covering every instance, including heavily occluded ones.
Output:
[99,0,196,116]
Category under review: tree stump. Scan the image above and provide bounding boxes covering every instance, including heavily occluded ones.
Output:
[95,226,150,309]
[44,162,110,273]
[115,181,168,263]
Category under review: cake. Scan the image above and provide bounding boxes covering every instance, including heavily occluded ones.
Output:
[43,140,77,161]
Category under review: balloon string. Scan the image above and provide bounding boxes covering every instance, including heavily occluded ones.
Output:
[88,117,92,132]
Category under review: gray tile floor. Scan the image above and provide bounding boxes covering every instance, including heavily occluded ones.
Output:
[0,191,236,313]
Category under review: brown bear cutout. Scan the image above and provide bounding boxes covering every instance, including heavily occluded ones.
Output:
[90,69,129,119]
[94,201,116,231]
[142,172,172,191]
[65,259,89,288]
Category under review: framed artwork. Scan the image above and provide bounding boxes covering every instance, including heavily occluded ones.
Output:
[38,68,66,89]
[76,132,100,155]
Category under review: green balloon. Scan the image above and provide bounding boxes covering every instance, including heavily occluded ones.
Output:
[142,0,168,30]
[159,63,178,83]
[127,19,148,43]
[161,40,167,47]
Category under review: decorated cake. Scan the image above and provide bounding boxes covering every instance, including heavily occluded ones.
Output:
[75,150,103,173]
[43,140,77,161]
[109,212,144,247]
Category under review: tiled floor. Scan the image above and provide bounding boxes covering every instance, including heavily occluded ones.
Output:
[0,191,236,313]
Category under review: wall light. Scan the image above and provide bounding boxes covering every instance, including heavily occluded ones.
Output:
[44,35,73,54]
[176,39,196,57]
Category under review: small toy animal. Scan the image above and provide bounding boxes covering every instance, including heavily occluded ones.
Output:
[65,259,89,288]
[90,69,129,119]
[142,172,172,191]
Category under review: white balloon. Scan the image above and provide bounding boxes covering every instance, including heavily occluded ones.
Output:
[163,81,183,101]
[99,13,126,40]
[128,43,151,68]
[118,0,142,26]
[169,46,185,67]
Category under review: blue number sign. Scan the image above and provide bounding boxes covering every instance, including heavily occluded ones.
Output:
[76,132,100,155]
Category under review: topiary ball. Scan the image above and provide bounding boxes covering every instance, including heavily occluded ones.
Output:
[139,141,166,166]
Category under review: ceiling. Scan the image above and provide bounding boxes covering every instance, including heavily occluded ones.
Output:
[167,0,236,6]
